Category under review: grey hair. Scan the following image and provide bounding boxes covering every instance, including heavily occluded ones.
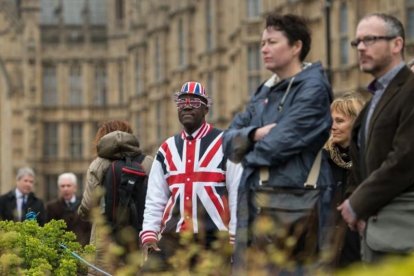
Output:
[16,167,35,181]
[57,172,78,187]
[362,13,405,52]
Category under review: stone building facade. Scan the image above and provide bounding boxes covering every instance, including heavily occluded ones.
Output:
[1,0,414,200]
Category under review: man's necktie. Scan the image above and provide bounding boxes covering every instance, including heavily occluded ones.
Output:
[66,201,76,211]
[21,196,27,221]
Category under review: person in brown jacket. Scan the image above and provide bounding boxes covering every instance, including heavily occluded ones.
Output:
[46,172,91,246]
[338,13,414,262]
[78,120,153,275]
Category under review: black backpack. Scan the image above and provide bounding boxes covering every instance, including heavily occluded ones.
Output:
[103,154,148,249]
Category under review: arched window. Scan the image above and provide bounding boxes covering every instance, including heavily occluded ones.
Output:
[247,43,262,95]
[154,35,164,82]
[69,63,82,105]
[178,18,187,67]
[246,0,261,18]
[339,2,349,65]
[69,122,83,158]
[205,0,214,51]
[42,63,57,106]
[94,62,107,106]
[115,0,124,22]
[135,53,144,96]
[407,0,414,40]
[43,122,58,158]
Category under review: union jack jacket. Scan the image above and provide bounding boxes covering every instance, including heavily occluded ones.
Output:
[140,123,242,245]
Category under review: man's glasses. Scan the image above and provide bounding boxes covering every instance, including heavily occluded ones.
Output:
[350,35,396,48]
[176,98,207,110]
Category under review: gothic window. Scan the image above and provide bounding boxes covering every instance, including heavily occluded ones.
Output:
[206,73,214,119]
[135,113,143,142]
[118,61,124,103]
[70,122,83,158]
[94,63,107,106]
[154,36,164,82]
[42,64,57,106]
[89,0,107,25]
[178,18,187,67]
[155,102,165,144]
[40,0,60,25]
[407,0,414,40]
[206,0,214,51]
[247,43,262,95]
[63,0,84,25]
[115,0,124,22]
[246,0,261,18]
[43,122,58,158]
[69,63,82,106]
[135,54,144,95]
[339,2,349,65]
[44,174,58,201]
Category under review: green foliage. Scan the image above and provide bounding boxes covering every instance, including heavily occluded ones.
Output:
[90,204,414,275]
[0,219,95,276]
[7,200,405,275]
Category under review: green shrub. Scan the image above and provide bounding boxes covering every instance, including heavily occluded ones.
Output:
[0,219,95,275]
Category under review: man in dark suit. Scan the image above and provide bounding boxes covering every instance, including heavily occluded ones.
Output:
[0,167,46,225]
[46,172,91,246]
[338,13,414,262]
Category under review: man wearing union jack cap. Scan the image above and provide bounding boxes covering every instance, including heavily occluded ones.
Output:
[173,81,212,107]
[140,81,242,271]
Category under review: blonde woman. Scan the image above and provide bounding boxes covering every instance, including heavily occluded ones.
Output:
[325,95,365,268]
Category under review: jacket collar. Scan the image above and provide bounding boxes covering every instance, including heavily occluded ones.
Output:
[181,122,211,140]
[366,65,411,143]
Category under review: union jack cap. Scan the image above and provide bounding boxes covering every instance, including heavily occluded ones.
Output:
[175,81,212,106]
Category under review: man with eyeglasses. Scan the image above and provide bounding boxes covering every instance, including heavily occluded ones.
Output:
[139,81,242,272]
[338,13,414,262]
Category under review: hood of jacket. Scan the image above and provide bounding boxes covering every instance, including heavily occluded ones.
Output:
[97,131,141,160]
[273,62,333,101]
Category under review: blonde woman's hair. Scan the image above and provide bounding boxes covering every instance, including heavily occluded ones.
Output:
[325,94,365,149]
[330,94,365,120]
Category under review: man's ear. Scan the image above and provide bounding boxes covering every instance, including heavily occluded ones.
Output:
[391,37,404,55]
[203,106,209,116]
